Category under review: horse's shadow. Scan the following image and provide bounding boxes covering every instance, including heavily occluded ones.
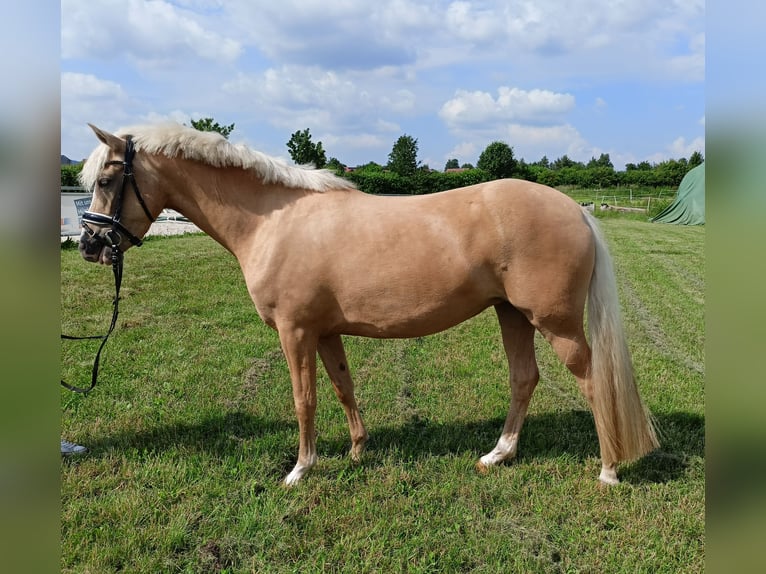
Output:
[80,410,703,485]
[345,410,704,484]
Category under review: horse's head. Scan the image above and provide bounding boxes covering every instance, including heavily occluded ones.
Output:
[78,124,159,264]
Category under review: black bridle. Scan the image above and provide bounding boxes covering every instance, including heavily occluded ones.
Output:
[61,136,154,394]
[81,136,154,248]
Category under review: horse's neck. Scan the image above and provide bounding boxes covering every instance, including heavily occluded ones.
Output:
[163,162,298,256]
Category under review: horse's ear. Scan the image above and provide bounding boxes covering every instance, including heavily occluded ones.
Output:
[87,123,124,149]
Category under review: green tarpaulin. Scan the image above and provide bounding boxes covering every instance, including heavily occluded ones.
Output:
[651,163,705,225]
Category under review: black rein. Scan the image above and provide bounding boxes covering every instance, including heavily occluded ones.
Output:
[60,242,124,394]
[61,136,153,394]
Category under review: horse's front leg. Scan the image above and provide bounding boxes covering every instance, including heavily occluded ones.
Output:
[278,326,319,486]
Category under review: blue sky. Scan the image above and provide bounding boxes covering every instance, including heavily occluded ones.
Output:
[61,0,704,170]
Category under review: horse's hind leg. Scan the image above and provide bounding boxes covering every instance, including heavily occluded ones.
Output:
[318,335,369,461]
[477,302,539,471]
[542,324,619,484]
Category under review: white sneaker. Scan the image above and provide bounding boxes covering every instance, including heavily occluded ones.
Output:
[61,440,87,456]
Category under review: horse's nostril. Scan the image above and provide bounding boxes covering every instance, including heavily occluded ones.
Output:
[79,233,105,257]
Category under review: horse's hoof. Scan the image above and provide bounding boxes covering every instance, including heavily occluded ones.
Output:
[598,467,620,485]
[350,445,366,463]
[475,461,490,475]
[283,465,309,487]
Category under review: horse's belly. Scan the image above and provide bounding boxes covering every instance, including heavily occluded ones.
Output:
[335,288,503,339]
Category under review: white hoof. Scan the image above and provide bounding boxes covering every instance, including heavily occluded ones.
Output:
[479,453,499,467]
[598,466,620,485]
[479,441,517,469]
[283,463,312,486]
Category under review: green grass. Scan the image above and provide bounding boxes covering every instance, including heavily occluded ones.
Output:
[61,218,704,573]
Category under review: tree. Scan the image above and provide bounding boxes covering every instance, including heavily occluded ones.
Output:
[286,128,327,168]
[326,157,346,174]
[387,134,419,177]
[355,161,384,173]
[444,158,459,170]
[551,154,577,170]
[688,150,704,168]
[190,117,235,139]
[514,158,534,182]
[61,164,83,186]
[654,158,688,187]
[477,141,516,179]
[587,153,614,169]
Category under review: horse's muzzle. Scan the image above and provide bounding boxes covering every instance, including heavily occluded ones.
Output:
[79,227,116,265]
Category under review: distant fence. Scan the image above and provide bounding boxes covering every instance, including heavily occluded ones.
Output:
[561,187,676,211]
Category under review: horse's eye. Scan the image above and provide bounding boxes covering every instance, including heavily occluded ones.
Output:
[98,177,110,187]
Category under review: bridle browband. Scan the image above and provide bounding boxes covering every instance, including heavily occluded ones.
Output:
[61,136,154,394]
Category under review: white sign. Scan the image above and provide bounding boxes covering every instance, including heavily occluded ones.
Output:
[61,193,91,236]
[73,197,91,224]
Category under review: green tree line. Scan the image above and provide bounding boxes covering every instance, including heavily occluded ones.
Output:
[62,119,703,193]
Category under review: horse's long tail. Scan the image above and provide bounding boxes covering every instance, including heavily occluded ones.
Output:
[584,213,659,464]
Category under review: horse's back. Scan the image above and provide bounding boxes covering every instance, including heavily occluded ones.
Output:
[362,178,595,288]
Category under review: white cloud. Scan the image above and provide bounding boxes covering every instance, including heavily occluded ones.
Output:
[61,0,241,67]
[665,33,705,82]
[61,73,135,159]
[668,136,706,157]
[446,141,478,163]
[222,66,416,134]
[381,90,417,114]
[434,1,705,83]
[440,87,575,128]
[506,123,592,161]
[375,119,401,133]
[445,1,505,44]
[60,0,705,171]
[61,72,131,125]
[224,0,429,70]
[61,72,126,100]
[141,110,194,125]
[213,0,706,76]
[506,123,582,147]
[643,135,706,166]
[323,132,388,150]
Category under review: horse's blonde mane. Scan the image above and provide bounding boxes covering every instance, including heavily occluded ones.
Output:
[80,122,356,193]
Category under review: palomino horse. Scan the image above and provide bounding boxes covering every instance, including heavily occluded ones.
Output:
[78,123,658,486]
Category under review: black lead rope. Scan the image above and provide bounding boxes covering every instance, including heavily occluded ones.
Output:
[61,135,152,395]
[61,240,124,395]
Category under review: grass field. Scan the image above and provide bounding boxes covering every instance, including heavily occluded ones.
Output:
[61,217,704,573]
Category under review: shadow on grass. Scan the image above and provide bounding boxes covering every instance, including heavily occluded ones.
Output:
[84,411,295,457]
[347,410,704,484]
[81,409,703,485]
